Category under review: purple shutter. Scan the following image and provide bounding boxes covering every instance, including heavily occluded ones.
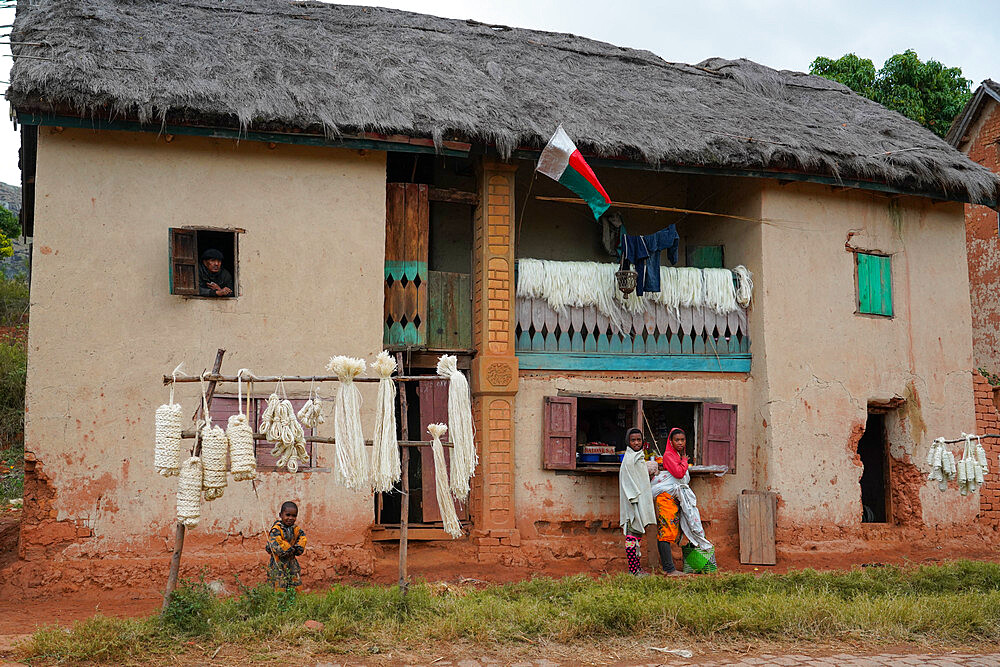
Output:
[543,396,577,470]
[701,402,737,472]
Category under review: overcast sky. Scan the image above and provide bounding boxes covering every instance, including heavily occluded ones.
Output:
[0,1,997,187]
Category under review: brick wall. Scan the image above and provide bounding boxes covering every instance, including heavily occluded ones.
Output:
[973,372,1000,528]
[963,97,1000,373]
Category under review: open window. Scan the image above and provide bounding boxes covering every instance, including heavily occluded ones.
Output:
[169,227,240,297]
[542,394,736,473]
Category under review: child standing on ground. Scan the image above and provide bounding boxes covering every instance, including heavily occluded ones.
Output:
[618,427,656,575]
[266,501,307,590]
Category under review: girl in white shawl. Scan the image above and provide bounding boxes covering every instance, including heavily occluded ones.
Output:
[619,427,656,575]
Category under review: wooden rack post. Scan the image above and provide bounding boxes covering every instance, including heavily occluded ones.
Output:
[396,352,410,594]
[162,348,226,610]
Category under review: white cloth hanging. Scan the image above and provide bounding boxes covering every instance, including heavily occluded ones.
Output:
[328,356,370,491]
[436,355,476,501]
[428,423,463,538]
[370,351,401,493]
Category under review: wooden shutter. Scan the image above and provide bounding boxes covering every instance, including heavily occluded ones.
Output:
[417,379,467,522]
[686,245,724,268]
[543,396,577,470]
[384,183,429,345]
[701,402,737,472]
[857,252,892,317]
[169,228,198,295]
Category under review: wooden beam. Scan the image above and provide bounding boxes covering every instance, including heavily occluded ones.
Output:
[428,187,480,206]
[164,373,438,385]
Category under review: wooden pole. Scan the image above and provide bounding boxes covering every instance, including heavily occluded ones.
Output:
[164,373,435,385]
[534,195,762,223]
[162,348,226,611]
[396,352,410,594]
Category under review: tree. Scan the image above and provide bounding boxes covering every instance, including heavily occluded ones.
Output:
[809,50,972,138]
[0,207,17,241]
[0,206,17,258]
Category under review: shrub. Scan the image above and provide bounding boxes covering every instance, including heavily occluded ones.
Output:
[161,577,217,635]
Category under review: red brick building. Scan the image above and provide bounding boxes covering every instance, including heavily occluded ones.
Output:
[948,81,1000,375]
[949,82,1000,529]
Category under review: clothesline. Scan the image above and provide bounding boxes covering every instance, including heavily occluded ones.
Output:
[937,433,1000,444]
[177,431,453,447]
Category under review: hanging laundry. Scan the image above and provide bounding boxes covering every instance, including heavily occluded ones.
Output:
[621,224,679,295]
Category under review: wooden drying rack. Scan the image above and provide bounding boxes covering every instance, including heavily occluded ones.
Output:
[160,348,453,608]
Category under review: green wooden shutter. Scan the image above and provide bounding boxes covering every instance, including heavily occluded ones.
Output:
[857,252,892,316]
[686,245,724,268]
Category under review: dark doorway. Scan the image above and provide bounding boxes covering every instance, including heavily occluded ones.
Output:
[858,412,888,523]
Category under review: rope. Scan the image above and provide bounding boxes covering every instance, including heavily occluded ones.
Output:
[228,369,257,482]
[199,374,229,501]
[428,423,463,539]
[328,356,370,490]
[437,355,477,501]
[370,351,401,493]
[155,364,186,477]
[176,456,203,527]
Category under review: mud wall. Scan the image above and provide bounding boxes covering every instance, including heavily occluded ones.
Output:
[22,128,386,574]
[757,182,977,537]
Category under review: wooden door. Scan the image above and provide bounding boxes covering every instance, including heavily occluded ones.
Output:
[417,379,468,522]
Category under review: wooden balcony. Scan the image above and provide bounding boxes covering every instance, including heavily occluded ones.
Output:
[515,297,751,372]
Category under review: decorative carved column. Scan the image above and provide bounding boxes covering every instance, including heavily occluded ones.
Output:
[470,161,520,557]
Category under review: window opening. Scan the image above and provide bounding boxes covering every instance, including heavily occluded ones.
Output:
[169,227,239,297]
[642,400,698,459]
[858,412,889,523]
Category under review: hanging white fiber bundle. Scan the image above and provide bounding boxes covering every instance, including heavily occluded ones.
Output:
[702,268,738,314]
[227,369,257,482]
[260,384,309,473]
[154,363,186,477]
[958,433,988,496]
[436,354,477,501]
[201,421,229,501]
[516,258,747,326]
[297,381,325,429]
[176,456,203,527]
[927,437,957,491]
[155,403,183,477]
[428,423,463,539]
[733,265,754,308]
[370,351,401,493]
[328,356,370,490]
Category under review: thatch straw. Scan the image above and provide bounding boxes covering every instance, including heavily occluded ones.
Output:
[7,0,998,204]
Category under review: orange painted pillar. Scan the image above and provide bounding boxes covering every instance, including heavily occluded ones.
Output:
[469,161,521,557]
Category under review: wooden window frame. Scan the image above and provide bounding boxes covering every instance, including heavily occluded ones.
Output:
[543,392,737,474]
[169,226,243,298]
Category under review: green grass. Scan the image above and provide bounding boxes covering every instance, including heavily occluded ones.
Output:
[18,562,1000,663]
[0,273,28,327]
[0,444,22,503]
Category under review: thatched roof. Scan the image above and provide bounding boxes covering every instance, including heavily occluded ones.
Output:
[947,80,1000,149]
[8,0,999,205]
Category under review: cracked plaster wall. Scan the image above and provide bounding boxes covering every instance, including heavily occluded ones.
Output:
[23,128,386,561]
[756,182,976,527]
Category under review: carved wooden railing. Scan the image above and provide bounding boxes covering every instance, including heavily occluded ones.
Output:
[515,297,749,355]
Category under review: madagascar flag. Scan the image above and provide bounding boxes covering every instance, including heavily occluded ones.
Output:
[536,125,611,219]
